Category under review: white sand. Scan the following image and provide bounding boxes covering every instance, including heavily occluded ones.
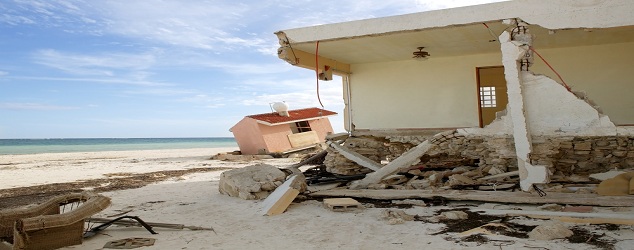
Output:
[1,149,632,250]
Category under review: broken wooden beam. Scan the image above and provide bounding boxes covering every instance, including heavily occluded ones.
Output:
[472,209,634,225]
[260,174,305,216]
[310,189,634,207]
[327,141,383,171]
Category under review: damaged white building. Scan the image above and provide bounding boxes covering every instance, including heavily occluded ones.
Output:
[274,0,634,193]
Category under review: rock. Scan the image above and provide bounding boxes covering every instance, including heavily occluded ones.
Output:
[382,175,408,185]
[380,209,415,225]
[487,166,505,175]
[218,164,288,200]
[408,179,431,189]
[439,211,468,220]
[446,174,476,186]
[537,204,564,212]
[596,172,634,196]
[528,223,573,240]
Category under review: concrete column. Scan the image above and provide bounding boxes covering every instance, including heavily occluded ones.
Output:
[500,25,549,192]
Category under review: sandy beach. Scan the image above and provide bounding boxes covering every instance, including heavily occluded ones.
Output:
[1,148,633,250]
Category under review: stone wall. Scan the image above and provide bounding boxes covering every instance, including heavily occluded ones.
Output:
[325,134,634,178]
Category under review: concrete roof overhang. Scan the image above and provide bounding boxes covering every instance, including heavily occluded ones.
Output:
[276,0,634,66]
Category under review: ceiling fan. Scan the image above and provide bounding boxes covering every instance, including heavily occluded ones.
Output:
[412,47,430,60]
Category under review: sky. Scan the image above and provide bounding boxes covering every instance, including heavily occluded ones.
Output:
[0,0,507,139]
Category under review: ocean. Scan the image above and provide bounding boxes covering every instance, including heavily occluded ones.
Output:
[0,137,238,155]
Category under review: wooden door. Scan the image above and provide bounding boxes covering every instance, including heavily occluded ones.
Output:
[477,66,508,127]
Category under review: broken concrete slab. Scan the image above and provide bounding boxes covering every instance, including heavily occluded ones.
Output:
[260,174,306,216]
[589,170,627,181]
[596,172,634,196]
[528,222,573,240]
[219,164,287,200]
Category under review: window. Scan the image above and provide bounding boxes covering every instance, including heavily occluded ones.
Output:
[480,86,497,108]
[291,121,311,133]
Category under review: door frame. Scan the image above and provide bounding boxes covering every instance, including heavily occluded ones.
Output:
[475,66,505,128]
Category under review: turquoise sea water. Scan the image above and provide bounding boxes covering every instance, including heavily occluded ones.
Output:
[0,137,237,155]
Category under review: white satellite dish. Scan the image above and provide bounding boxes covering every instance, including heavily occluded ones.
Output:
[271,102,289,117]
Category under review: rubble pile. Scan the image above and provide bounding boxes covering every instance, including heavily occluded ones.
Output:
[324,134,634,191]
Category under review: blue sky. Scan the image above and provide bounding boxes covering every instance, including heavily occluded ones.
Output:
[0,0,505,138]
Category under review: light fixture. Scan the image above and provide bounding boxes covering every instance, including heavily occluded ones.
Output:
[412,47,430,61]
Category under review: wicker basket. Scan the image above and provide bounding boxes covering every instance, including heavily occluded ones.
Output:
[0,192,110,250]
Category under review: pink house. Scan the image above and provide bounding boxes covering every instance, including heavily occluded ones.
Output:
[230,107,337,155]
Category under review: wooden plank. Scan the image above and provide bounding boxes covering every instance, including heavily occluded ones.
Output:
[260,175,301,216]
[473,209,634,225]
[309,189,634,207]
[288,131,319,148]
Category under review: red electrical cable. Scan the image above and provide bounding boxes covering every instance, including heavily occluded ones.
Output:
[529,46,571,92]
[315,41,324,108]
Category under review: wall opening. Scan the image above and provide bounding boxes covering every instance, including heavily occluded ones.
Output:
[476,66,508,127]
[291,121,312,133]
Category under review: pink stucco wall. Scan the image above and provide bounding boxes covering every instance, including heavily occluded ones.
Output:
[308,118,334,141]
[231,117,335,155]
[230,117,268,155]
[260,123,294,153]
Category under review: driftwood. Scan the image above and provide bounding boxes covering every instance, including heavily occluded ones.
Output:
[310,189,634,207]
[86,218,216,232]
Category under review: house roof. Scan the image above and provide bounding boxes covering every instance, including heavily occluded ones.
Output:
[247,107,337,126]
[276,0,634,65]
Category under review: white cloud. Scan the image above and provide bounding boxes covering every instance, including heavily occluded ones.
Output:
[0,102,79,110]
[32,49,158,76]
[0,71,8,76]
[10,76,170,86]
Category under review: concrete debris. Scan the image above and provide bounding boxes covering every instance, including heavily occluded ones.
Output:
[380,209,415,225]
[391,199,427,207]
[590,170,627,181]
[382,175,408,185]
[439,211,468,220]
[219,164,288,200]
[528,222,573,240]
[537,204,563,212]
